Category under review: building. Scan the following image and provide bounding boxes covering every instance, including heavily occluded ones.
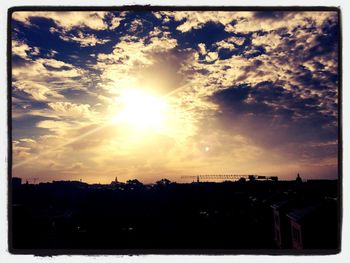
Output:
[287,200,338,249]
[271,196,338,249]
[12,177,22,188]
[287,205,321,249]
[295,173,302,184]
[271,200,294,248]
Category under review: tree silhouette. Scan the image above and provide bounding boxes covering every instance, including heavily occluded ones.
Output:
[126,179,143,186]
[155,178,171,186]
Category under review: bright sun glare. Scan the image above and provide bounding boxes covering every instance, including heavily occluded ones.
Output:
[112,88,168,130]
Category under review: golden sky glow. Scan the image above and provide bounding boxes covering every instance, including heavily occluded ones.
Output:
[11,10,339,183]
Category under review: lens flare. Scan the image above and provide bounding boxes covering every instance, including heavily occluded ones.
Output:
[112,88,168,130]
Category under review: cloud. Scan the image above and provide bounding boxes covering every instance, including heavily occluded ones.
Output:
[47,101,97,120]
[95,27,183,95]
[46,49,58,58]
[12,40,30,59]
[14,80,64,101]
[36,120,72,134]
[208,82,337,162]
[13,56,82,81]
[50,27,111,47]
[11,10,339,182]
[230,11,337,33]
[156,11,236,32]
[13,140,34,159]
[110,16,124,30]
[12,46,87,105]
[12,11,110,30]
[12,40,40,59]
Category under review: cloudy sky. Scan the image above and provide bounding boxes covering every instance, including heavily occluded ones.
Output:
[11,9,339,183]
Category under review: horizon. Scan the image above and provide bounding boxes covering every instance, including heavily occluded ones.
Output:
[11,10,339,184]
[12,173,338,185]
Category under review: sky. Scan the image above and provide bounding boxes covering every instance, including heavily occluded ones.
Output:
[11,9,339,184]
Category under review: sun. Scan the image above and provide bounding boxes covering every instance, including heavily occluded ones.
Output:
[111,88,168,130]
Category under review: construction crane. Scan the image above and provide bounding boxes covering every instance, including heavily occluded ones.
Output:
[180,174,278,182]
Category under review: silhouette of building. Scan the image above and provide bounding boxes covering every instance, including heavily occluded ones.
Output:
[287,200,338,249]
[271,200,294,248]
[11,176,338,251]
[156,178,171,186]
[248,175,256,181]
[111,176,121,185]
[288,205,319,249]
[270,176,278,182]
[12,177,22,188]
[296,173,302,184]
[271,184,338,250]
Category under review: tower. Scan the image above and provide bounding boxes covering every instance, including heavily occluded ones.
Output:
[296,173,302,183]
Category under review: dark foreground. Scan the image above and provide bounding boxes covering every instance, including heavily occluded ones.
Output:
[10,178,340,254]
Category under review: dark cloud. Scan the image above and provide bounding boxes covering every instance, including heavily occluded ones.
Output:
[308,16,339,59]
[212,84,250,104]
[178,21,231,50]
[12,115,53,139]
[254,11,290,20]
[208,81,338,154]
[251,81,285,102]
[11,55,31,68]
